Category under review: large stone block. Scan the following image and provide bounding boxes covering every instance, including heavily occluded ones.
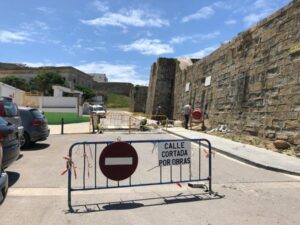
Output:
[284,120,300,130]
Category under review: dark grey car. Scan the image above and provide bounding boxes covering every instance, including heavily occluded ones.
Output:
[19,107,49,148]
[0,139,8,205]
[0,116,20,169]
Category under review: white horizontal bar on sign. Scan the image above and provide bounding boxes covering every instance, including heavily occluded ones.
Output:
[105,157,133,165]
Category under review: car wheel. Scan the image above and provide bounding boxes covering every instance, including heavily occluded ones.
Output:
[21,133,31,149]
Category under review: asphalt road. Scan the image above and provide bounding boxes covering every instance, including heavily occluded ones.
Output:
[1,131,300,225]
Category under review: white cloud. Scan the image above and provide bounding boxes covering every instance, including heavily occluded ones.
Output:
[21,21,49,31]
[213,1,233,10]
[74,44,105,52]
[21,61,149,85]
[120,39,174,55]
[181,6,214,23]
[237,0,288,27]
[76,62,148,85]
[92,0,109,12]
[0,30,32,44]
[22,62,69,67]
[170,36,187,45]
[36,6,55,15]
[254,0,268,9]
[225,19,237,25]
[170,31,220,44]
[182,46,218,59]
[81,9,169,28]
[243,10,271,26]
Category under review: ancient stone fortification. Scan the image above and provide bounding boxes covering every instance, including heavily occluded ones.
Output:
[147,1,300,144]
[130,85,148,112]
[145,58,177,118]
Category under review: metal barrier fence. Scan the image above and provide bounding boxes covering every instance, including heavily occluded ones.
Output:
[66,138,217,211]
[129,113,170,133]
[89,112,132,132]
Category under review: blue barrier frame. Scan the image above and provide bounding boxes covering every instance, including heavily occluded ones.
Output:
[67,138,214,211]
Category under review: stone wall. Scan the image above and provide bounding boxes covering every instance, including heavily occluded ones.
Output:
[130,85,148,112]
[148,0,300,144]
[145,58,177,118]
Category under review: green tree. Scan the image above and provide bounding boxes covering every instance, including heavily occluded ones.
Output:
[0,76,30,91]
[75,84,96,101]
[30,72,65,95]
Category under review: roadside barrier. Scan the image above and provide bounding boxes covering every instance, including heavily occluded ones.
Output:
[65,138,221,212]
[88,112,172,133]
[129,113,170,133]
[90,112,131,132]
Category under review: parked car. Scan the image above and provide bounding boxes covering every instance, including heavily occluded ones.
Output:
[0,116,20,169]
[89,104,106,118]
[0,97,24,146]
[0,143,8,205]
[18,107,49,148]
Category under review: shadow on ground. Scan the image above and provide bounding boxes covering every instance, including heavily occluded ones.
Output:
[21,143,50,151]
[66,192,224,214]
[7,171,20,187]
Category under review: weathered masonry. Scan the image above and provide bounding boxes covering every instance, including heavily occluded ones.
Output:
[146,0,300,144]
[130,85,148,112]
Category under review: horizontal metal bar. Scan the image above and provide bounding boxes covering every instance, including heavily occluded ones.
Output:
[69,138,211,149]
[70,178,210,192]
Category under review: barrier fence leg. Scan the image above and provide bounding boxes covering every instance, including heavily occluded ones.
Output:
[208,141,212,194]
[129,117,131,134]
[68,148,73,212]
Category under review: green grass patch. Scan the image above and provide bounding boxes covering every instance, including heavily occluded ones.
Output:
[44,112,89,125]
[107,93,129,108]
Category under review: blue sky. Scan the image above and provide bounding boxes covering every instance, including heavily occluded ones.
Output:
[0,0,291,85]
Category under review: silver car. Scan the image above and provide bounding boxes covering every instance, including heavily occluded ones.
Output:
[0,97,23,146]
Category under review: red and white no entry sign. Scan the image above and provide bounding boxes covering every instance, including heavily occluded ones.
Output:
[192,109,202,120]
[99,142,138,181]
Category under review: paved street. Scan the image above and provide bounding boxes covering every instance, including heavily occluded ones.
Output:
[0,131,299,225]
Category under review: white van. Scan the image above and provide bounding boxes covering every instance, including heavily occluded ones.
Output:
[89,104,106,118]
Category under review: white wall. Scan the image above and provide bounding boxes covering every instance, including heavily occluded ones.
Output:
[23,95,83,115]
[41,108,77,113]
[0,82,25,105]
[42,97,77,108]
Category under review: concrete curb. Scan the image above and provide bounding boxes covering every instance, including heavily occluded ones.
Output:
[164,129,300,176]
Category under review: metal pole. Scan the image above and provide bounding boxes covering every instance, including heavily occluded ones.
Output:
[129,116,131,134]
[94,144,97,188]
[61,118,64,135]
[83,144,86,189]
[208,141,212,193]
[67,145,73,211]
[91,115,95,133]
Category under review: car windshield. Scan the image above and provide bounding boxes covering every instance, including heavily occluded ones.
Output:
[30,109,44,119]
[94,106,104,111]
[3,102,18,117]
